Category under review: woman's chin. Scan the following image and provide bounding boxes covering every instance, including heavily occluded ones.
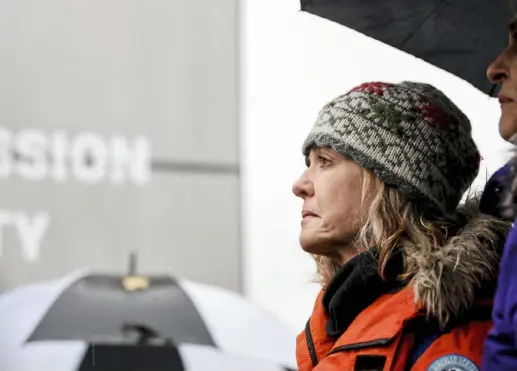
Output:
[299,233,332,256]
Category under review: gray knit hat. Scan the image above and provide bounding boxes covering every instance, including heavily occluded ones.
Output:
[302,81,480,216]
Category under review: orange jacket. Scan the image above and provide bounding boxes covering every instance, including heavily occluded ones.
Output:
[297,287,492,371]
[296,201,508,371]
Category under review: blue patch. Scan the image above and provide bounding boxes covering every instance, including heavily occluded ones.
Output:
[427,355,479,371]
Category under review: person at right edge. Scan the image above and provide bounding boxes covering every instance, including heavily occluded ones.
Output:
[481,17,517,371]
[293,81,511,371]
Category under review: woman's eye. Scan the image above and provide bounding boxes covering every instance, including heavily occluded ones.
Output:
[318,156,331,167]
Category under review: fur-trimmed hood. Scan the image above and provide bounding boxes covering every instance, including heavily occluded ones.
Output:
[411,196,511,326]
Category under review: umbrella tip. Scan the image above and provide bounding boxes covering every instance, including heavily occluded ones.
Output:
[128,251,137,276]
[122,251,150,291]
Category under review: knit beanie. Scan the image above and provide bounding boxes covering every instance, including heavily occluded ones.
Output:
[302,81,480,216]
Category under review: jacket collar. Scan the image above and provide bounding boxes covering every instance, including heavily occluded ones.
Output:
[322,250,405,337]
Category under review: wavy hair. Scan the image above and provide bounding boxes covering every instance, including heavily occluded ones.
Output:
[314,168,456,286]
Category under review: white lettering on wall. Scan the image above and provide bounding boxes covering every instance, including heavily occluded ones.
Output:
[109,136,151,186]
[0,127,151,185]
[0,210,50,263]
[13,211,50,262]
[72,132,108,183]
[0,211,12,259]
[0,128,13,177]
[0,127,152,264]
[50,131,68,182]
[15,129,48,182]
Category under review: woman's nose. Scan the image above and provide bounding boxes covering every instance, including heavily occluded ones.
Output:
[292,171,313,198]
[487,53,508,84]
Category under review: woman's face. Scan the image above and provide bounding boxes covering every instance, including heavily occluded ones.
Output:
[487,19,517,141]
[292,147,374,263]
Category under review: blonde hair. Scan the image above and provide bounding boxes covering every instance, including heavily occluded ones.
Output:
[314,169,453,286]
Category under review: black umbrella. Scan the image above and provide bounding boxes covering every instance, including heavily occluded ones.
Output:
[25,274,215,345]
[0,254,297,370]
[79,342,184,371]
[301,0,513,96]
[26,253,215,346]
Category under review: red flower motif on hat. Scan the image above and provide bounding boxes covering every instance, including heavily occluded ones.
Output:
[350,82,393,96]
[415,98,449,130]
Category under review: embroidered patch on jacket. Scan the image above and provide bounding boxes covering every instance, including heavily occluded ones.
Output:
[427,355,479,371]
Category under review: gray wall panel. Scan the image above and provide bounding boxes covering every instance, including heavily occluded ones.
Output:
[0,173,240,292]
[0,0,240,292]
[0,0,238,164]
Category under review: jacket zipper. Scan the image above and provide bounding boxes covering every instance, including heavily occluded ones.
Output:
[327,338,392,355]
[305,318,319,367]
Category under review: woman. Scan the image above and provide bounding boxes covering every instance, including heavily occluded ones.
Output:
[481,17,517,371]
[293,81,511,371]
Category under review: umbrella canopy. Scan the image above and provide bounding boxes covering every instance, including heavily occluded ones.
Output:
[0,270,296,369]
[1,341,295,371]
[301,0,512,96]
[26,274,215,345]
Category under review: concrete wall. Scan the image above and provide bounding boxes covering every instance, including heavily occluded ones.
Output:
[0,0,241,292]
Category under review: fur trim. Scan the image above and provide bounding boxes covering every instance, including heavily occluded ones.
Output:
[411,196,510,326]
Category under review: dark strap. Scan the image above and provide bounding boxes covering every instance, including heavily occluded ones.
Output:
[405,324,442,370]
[354,355,387,371]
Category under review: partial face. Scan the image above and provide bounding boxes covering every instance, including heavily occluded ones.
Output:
[487,19,517,141]
[292,147,374,262]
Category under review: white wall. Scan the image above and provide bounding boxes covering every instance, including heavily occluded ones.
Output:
[240,0,513,332]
